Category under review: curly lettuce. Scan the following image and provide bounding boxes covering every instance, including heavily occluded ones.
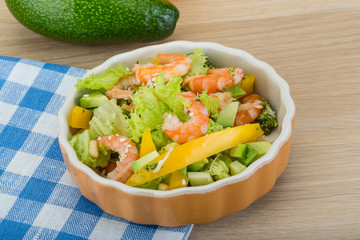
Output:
[128,73,188,146]
[209,155,230,180]
[69,130,110,168]
[198,91,220,119]
[69,99,129,168]
[185,48,210,77]
[88,99,129,139]
[75,63,132,91]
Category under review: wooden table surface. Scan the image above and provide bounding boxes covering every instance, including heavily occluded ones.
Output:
[1,1,360,239]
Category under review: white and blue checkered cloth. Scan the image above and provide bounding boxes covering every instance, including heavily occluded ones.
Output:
[0,56,193,240]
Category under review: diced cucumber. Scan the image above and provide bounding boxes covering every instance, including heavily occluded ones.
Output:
[229,161,246,176]
[238,146,257,167]
[237,141,272,166]
[131,150,159,173]
[188,172,214,186]
[246,141,272,157]
[220,155,232,168]
[229,144,247,160]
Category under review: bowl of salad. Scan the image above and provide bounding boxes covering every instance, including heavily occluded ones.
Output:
[58,41,295,226]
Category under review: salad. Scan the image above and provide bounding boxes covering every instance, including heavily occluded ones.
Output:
[68,49,278,190]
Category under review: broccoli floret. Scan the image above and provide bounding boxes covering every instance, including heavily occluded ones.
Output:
[255,97,279,135]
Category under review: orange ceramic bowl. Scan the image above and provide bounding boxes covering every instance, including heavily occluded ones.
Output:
[58,41,295,226]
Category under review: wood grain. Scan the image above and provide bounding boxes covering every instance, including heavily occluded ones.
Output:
[1,1,359,239]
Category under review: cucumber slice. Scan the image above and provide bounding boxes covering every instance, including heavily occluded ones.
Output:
[230,161,246,176]
[132,150,159,173]
[229,144,247,160]
[188,172,214,186]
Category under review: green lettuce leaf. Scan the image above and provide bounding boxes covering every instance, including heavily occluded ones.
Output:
[207,119,224,134]
[135,176,163,190]
[209,155,230,180]
[154,74,189,122]
[75,63,132,91]
[88,99,129,139]
[187,158,209,172]
[222,85,246,99]
[69,129,110,168]
[185,48,210,77]
[151,129,173,150]
[198,91,220,119]
[128,73,188,145]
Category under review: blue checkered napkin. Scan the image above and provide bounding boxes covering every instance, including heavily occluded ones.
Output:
[0,56,193,240]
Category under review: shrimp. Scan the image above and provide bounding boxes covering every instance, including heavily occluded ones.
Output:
[209,92,234,111]
[234,94,264,126]
[121,103,135,112]
[162,92,209,143]
[183,67,244,94]
[132,54,192,83]
[105,75,139,99]
[97,134,139,183]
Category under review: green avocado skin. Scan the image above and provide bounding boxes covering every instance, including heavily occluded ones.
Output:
[5,0,179,44]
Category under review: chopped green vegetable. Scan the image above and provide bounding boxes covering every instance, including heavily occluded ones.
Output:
[188,172,214,186]
[238,145,257,167]
[132,150,160,173]
[185,48,210,77]
[198,91,220,119]
[75,63,132,91]
[255,98,279,135]
[222,85,246,99]
[69,130,109,168]
[216,101,239,128]
[229,143,247,160]
[135,176,163,190]
[229,161,246,176]
[209,155,230,180]
[128,73,188,145]
[187,158,209,172]
[151,129,173,150]
[207,119,224,134]
[88,99,129,139]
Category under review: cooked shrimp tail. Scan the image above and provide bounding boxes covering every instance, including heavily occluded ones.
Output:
[132,54,192,83]
[105,75,139,99]
[234,94,264,126]
[162,92,209,143]
[184,67,244,94]
[97,135,139,183]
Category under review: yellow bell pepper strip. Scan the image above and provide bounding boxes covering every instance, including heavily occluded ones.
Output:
[69,106,92,129]
[126,123,263,187]
[168,170,189,190]
[239,74,255,95]
[139,128,157,157]
[151,57,161,65]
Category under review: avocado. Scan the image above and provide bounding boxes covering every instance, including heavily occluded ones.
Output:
[131,150,159,173]
[216,101,239,128]
[229,144,247,160]
[188,172,214,186]
[229,161,246,176]
[80,91,108,109]
[5,0,179,44]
